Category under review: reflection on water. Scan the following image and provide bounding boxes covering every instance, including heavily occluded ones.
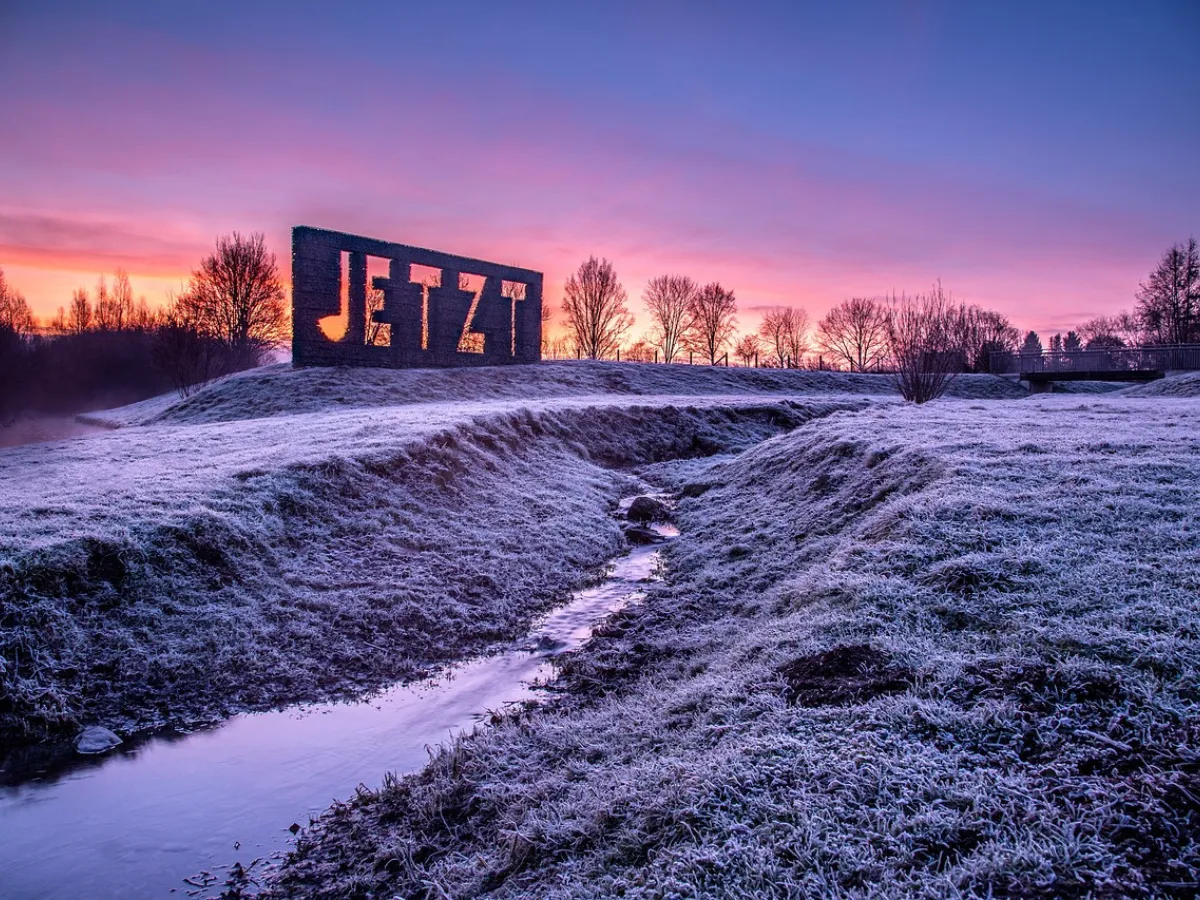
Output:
[0,527,673,900]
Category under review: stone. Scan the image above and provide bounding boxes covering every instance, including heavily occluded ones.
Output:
[626,496,669,523]
[75,725,122,755]
[623,525,667,545]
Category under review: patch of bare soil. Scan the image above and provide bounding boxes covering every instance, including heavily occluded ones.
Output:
[776,644,915,706]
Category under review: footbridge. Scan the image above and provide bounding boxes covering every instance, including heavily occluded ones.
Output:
[990,345,1200,391]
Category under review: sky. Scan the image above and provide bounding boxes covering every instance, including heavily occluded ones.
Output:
[1,0,1197,338]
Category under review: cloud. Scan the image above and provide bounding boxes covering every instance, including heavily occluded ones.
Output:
[0,211,205,276]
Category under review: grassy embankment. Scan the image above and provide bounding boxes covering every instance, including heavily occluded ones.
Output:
[5,362,953,747]
[266,391,1200,899]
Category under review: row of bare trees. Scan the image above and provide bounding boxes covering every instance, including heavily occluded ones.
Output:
[43,271,158,335]
[561,260,741,365]
[560,236,1199,386]
[1036,237,1199,353]
[554,257,1019,400]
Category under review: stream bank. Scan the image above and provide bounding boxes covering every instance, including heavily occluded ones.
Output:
[0,511,676,899]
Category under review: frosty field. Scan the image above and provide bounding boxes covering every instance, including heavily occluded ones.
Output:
[261,382,1199,898]
[2,362,1196,898]
[6,361,967,745]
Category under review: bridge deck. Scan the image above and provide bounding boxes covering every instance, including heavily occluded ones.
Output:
[1022,370,1163,383]
[992,344,1200,383]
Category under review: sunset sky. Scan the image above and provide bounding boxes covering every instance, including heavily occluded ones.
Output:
[1,0,1197,337]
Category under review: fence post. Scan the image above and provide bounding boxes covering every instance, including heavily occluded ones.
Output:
[655,350,659,364]
[616,348,620,362]
[689,352,693,365]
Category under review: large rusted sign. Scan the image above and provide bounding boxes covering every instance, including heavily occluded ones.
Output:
[291,226,542,368]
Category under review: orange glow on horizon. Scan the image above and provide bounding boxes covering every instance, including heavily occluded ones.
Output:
[4,263,191,320]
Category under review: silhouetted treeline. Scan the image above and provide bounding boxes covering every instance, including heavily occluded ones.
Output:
[0,232,288,424]
[2,328,176,418]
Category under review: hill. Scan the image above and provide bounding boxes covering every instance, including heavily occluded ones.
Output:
[81,361,1025,428]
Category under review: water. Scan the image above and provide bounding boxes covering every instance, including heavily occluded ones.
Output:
[0,415,107,449]
[0,527,674,899]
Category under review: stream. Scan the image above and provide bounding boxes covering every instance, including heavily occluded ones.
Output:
[0,523,675,899]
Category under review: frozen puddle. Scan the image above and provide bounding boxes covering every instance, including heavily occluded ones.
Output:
[0,523,675,899]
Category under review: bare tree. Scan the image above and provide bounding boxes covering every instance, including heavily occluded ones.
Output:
[153,293,226,397]
[94,276,118,331]
[364,283,388,346]
[758,306,809,367]
[0,266,35,423]
[685,282,737,364]
[887,285,961,403]
[953,305,1019,372]
[91,271,135,331]
[48,306,69,334]
[643,274,696,363]
[561,256,632,359]
[112,269,135,329]
[734,333,761,366]
[540,295,552,356]
[817,297,890,371]
[1079,311,1140,349]
[548,333,577,360]
[1136,237,1200,345]
[623,339,656,362]
[68,288,92,334]
[179,231,288,367]
[0,267,34,337]
[129,296,156,331]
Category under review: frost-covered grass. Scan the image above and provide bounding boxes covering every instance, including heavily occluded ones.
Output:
[1048,380,1128,394]
[267,394,1200,899]
[1122,371,1200,398]
[2,361,880,745]
[81,361,1024,428]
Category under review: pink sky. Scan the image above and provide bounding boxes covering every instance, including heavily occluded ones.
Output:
[1,3,1196,340]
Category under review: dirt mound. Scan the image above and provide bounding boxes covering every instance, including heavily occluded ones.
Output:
[776,644,914,706]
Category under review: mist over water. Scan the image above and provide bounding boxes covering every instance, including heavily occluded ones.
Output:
[0,415,107,448]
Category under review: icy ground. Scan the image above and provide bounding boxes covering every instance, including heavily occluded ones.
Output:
[6,361,984,744]
[263,390,1200,899]
[79,361,1025,428]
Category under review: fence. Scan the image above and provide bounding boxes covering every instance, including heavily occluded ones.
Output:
[989,344,1200,377]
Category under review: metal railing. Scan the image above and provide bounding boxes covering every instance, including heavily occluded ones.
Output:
[989,344,1200,377]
